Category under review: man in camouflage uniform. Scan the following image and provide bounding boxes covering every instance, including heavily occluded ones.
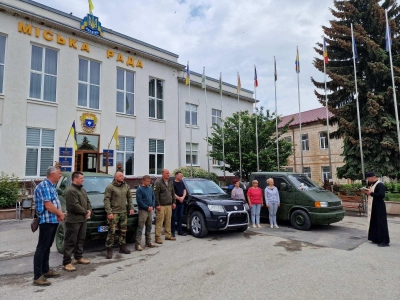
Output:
[104,171,134,259]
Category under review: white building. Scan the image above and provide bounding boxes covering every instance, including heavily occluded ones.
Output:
[0,0,254,180]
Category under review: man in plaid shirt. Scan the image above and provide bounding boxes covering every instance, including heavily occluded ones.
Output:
[33,166,65,286]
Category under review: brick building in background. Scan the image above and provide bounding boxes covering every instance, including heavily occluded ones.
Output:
[279,107,347,184]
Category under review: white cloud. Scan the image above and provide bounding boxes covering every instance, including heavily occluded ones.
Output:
[36,0,333,116]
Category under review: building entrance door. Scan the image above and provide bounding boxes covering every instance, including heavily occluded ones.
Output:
[75,151,109,173]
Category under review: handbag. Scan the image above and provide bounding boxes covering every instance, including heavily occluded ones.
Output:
[31,211,40,233]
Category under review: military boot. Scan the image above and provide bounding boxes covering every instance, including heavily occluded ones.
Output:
[106,248,113,259]
[119,244,131,254]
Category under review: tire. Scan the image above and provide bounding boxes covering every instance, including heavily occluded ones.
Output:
[55,223,65,254]
[290,210,311,231]
[190,211,208,238]
[237,226,247,232]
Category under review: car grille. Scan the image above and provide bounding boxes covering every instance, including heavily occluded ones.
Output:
[228,212,248,225]
[224,204,245,212]
[328,201,342,207]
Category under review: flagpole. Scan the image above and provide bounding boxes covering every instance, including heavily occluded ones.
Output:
[274,56,280,171]
[65,129,71,148]
[385,10,400,156]
[254,65,260,172]
[323,38,333,180]
[178,83,182,168]
[351,23,365,180]
[188,64,193,177]
[296,47,304,173]
[204,67,210,177]
[220,72,226,181]
[237,72,242,179]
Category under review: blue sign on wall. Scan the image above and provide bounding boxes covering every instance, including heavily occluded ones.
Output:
[59,157,72,166]
[59,147,73,157]
[102,149,114,167]
[60,167,72,172]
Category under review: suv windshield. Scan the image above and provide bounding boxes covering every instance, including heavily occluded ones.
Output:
[83,177,113,193]
[288,174,321,191]
[185,180,226,195]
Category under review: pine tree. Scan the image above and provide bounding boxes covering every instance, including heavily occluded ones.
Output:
[311,0,400,179]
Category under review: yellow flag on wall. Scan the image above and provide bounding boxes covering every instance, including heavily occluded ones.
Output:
[113,126,119,149]
[88,0,94,14]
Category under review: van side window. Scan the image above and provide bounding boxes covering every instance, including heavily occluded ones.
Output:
[254,176,266,189]
[272,177,290,191]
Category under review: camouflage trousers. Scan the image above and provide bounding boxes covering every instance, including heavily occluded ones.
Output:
[105,212,127,248]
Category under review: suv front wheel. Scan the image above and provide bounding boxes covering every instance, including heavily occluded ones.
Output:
[190,211,208,238]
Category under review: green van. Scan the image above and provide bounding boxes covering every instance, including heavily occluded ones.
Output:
[249,172,345,230]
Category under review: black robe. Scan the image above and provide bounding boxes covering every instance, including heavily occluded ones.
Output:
[368,182,390,244]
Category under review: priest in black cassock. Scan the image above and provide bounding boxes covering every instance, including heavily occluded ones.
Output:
[362,172,390,247]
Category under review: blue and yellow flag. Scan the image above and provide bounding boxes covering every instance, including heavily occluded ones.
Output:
[88,0,94,15]
[185,62,190,85]
[295,47,300,74]
[70,121,78,150]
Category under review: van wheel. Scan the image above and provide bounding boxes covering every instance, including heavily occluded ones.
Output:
[126,230,136,244]
[190,211,208,238]
[290,210,311,231]
[55,223,65,254]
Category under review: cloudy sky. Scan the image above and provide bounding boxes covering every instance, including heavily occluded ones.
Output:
[35,0,333,116]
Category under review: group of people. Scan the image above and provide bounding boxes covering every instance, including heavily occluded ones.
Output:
[32,166,391,287]
[32,166,187,286]
[231,178,280,228]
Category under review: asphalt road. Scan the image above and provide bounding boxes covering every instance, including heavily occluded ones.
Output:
[0,213,399,300]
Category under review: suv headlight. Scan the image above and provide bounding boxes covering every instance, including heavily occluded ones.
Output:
[208,205,225,212]
[315,201,328,208]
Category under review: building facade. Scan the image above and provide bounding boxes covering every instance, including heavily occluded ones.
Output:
[0,0,254,180]
[280,107,346,184]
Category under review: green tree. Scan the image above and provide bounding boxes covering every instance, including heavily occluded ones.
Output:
[208,108,292,180]
[172,167,219,184]
[312,0,400,179]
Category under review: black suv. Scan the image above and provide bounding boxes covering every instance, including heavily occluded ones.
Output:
[181,178,249,237]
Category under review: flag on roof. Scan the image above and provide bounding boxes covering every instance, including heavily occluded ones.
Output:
[295,47,300,73]
[323,38,329,64]
[185,61,190,85]
[254,65,258,87]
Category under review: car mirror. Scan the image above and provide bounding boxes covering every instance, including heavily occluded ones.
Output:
[56,188,63,195]
[280,183,287,191]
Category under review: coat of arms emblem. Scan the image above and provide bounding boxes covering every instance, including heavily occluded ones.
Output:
[80,14,103,36]
[80,112,97,133]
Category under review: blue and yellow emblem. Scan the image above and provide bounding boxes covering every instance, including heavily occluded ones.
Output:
[80,112,98,133]
[81,14,103,37]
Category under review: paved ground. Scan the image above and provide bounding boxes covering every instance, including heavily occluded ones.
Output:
[0,212,399,300]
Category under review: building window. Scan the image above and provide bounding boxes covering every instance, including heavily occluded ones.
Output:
[78,58,100,109]
[186,143,199,165]
[116,137,134,176]
[0,35,6,94]
[212,145,223,166]
[303,167,311,178]
[149,78,163,119]
[322,166,331,182]
[302,134,309,151]
[116,68,134,115]
[149,139,164,175]
[29,45,58,102]
[212,109,222,127]
[185,103,198,126]
[285,167,294,172]
[284,136,292,143]
[25,128,55,177]
[319,131,328,149]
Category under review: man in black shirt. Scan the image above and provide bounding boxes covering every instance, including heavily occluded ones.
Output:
[172,171,187,237]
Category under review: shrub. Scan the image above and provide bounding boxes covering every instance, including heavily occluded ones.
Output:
[173,167,219,184]
[0,172,19,208]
